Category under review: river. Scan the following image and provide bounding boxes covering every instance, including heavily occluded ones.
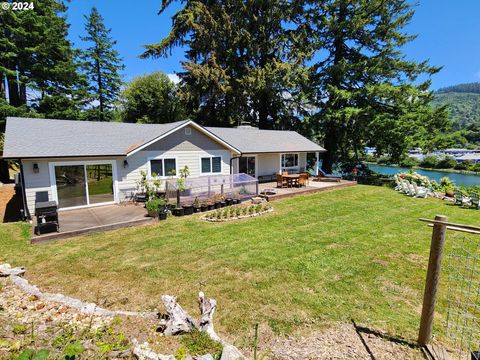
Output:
[367,164,480,186]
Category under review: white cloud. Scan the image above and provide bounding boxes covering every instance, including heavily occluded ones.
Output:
[167,73,181,84]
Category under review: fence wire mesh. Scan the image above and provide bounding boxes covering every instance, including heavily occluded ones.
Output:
[444,231,480,359]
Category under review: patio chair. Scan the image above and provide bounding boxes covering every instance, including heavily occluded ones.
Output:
[469,192,480,209]
[276,174,287,188]
[400,181,411,195]
[393,175,404,192]
[298,173,308,187]
[412,182,428,198]
[454,189,471,207]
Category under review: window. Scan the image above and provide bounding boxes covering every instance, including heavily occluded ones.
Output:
[282,154,299,168]
[149,158,176,177]
[239,156,255,176]
[201,156,222,174]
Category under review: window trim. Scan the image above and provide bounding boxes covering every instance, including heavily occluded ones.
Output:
[147,156,178,178]
[280,153,300,171]
[199,155,223,175]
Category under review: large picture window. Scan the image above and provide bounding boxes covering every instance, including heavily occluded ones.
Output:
[282,153,299,169]
[149,158,176,177]
[201,156,222,174]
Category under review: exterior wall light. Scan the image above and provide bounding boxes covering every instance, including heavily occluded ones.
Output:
[33,163,39,173]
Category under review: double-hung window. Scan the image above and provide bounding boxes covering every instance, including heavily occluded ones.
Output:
[149,158,176,177]
[201,156,222,174]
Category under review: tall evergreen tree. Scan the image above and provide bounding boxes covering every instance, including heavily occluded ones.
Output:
[142,0,309,129]
[304,0,449,172]
[0,0,84,119]
[80,7,124,122]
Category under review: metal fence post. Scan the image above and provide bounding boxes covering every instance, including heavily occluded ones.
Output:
[418,215,448,346]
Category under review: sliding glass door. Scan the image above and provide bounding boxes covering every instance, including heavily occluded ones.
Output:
[54,165,88,208]
[53,162,114,209]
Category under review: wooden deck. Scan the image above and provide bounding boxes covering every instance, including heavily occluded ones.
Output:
[258,179,357,201]
[31,204,152,243]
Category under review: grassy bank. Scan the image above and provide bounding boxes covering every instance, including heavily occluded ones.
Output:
[1,185,479,346]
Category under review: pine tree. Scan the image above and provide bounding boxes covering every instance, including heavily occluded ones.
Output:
[0,0,84,117]
[142,0,309,129]
[80,7,124,122]
[305,0,449,172]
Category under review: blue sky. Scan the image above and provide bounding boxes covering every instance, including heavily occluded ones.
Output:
[66,0,480,90]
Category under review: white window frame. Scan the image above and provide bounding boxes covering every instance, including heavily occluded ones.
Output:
[147,156,178,178]
[48,159,118,211]
[280,153,300,172]
[199,155,223,175]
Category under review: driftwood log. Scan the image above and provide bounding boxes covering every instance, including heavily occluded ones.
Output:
[0,263,26,277]
[159,295,196,335]
[157,292,247,359]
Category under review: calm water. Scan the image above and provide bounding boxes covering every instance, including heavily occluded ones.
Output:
[368,164,480,186]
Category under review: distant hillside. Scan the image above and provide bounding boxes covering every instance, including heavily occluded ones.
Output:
[433,82,480,130]
[436,82,480,94]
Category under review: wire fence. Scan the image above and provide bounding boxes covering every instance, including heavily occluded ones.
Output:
[444,231,480,359]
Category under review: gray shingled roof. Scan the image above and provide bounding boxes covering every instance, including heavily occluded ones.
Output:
[207,126,325,153]
[2,117,325,159]
[2,117,187,158]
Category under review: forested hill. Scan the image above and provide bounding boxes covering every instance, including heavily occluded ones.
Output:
[432,83,480,130]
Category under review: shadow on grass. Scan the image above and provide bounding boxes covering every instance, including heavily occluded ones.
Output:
[351,319,420,360]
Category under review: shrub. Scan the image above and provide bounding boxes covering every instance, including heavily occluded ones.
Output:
[398,171,430,187]
[420,155,439,168]
[436,156,457,169]
[235,207,241,217]
[377,155,391,164]
[440,176,455,192]
[398,156,419,168]
[454,162,468,170]
[146,197,166,216]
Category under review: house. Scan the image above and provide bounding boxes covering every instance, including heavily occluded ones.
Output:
[2,117,325,216]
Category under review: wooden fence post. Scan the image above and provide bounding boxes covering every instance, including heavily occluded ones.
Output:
[418,215,448,346]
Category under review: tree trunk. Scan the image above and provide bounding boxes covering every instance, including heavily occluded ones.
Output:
[0,160,11,183]
[321,125,338,173]
[95,56,104,120]
[6,71,20,107]
[0,73,5,100]
[18,67,27,105]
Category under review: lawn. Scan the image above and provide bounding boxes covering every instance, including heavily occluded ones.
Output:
[1,185,479,347]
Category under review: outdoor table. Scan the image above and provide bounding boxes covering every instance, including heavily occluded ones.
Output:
[283,174,300,187]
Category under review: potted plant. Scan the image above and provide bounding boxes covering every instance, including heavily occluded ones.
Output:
[200,200,208,212]
[193,197,201,213]
[213,195,222,209]
[146,197,166,219]
[225,195,233,206]
[173,207,185,217]
[158,199,168,220]
[182,202,194,216]
[207,199,215,211]
[232,192,240,205]
[177,166,192,196]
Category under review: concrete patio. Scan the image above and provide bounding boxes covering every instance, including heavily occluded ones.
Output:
[258,179,357,201]
[32,204,152,243]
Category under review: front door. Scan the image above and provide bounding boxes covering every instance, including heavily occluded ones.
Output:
[53,162,115,209]
[239,156,256,177]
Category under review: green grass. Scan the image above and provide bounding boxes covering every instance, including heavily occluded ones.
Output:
[1,185,479,345]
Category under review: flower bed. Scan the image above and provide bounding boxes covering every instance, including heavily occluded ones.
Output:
[202,202,273,222]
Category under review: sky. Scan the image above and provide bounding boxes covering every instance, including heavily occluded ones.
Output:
[65,0,480,90]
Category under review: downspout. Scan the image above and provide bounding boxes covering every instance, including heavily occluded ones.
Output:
[230,155,242,174]
[18,160,29,220]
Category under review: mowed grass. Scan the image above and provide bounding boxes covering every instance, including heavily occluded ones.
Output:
[1,185,479,345]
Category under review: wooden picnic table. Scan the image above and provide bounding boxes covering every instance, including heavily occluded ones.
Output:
[283,174,300,187]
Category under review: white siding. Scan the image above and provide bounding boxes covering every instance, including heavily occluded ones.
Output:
[117,149,231,201]
[22,157,121,215]
[256,153,280,176]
